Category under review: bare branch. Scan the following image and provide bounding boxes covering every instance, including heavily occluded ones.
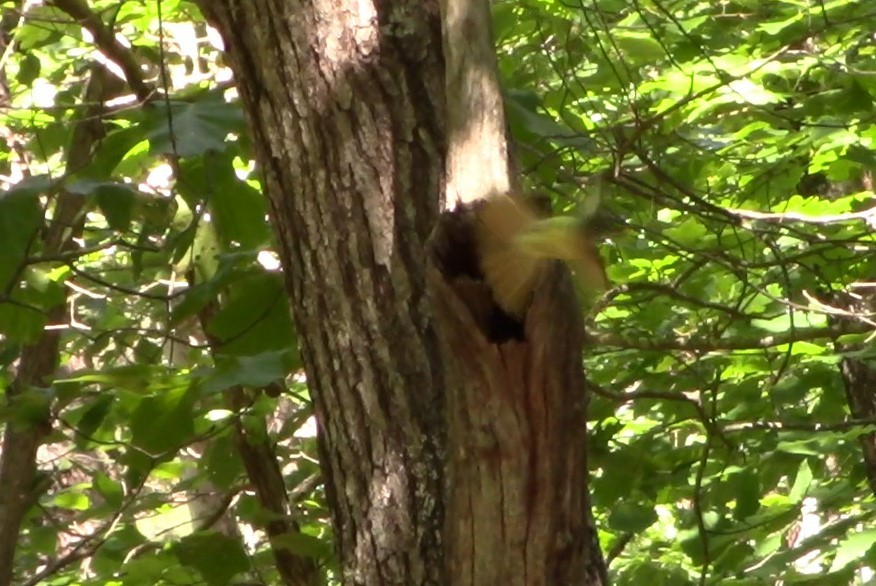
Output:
[587,323,871,351]
[727,206,876,225]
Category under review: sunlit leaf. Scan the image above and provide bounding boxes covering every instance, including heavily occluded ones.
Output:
[607,502,658,532]
[200,349,298,394]
[145,94,246,158]
[829,528,876,572]
[788,459,813,502]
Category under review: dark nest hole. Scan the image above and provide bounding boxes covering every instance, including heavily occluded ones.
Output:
[426,201,526,343]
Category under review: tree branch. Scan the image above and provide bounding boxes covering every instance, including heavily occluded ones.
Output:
[47,0,153,102]
[587,323,870,351]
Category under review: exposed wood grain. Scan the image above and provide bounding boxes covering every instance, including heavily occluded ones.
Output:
[427,207,607,585]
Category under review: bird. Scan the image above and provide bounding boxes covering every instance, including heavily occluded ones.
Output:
[474,192,610,318]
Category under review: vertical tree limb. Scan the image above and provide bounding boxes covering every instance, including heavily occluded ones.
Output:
[0,65,111,586]
[433,0,608,583]
[833,290,876,494]
[441,0,513,203]
[198,301,320,586]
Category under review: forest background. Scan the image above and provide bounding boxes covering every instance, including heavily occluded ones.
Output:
[2,0,876,585]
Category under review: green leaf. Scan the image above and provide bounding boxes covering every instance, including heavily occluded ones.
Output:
[734,470,761,519]
[505,89,595,152]
[213,195,271,249]
[0,266,65,342]
[201,349,298,394]
[65,181,133,230]
[173,158,270,256]
[0,302,46,345]
[146,94,245,158]
[93,472,124,509]
[829,528,876,573]
[28,525,58,556]
[174,531,250,586]
[0,178,46,289]
[751,312,827,333]
[271,531,334,560]
[788,459,813,502]
[51,490,91,511]
[491,2,519,41]
[663,218,708,247]
[614,32,665,63]
[77,126,149,179]
[95,184,137,231]
[617,561,695,585]
[169,256,248,326]
[74,394,114,443]
[56,364,158,393]
[130,385,197,454]
[607,502,658,532]
[776,437,830,456]
[206,272,297,355]
[201,431,243,490]
[16,53,41,85]
[5,386,52,430]
[758,14,803,36]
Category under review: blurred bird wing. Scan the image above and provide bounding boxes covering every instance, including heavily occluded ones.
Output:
[515,217,610,291]
[476,196,545,315]
[479,237,543,317]
[475,194,609,316]
[476,195,537,243]
[514,216,584,260]
[569,252,609,292]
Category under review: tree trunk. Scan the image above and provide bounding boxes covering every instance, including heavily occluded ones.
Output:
[833,285,876,494]
[839,354,876,493]
[800,173,876,496]
[198,1,605,584]
[197,3,448,584]
[433,0,606,580]
[427,234,607,584]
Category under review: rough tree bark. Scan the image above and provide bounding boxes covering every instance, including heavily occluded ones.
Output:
[832,260,876,494]
[839,349,876,493]
[801,173,876,495]
[427,235,607,584]
[197,2,448,584]
[834,183,876,494]
[198,0,606,584]
[432,0,606,583]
